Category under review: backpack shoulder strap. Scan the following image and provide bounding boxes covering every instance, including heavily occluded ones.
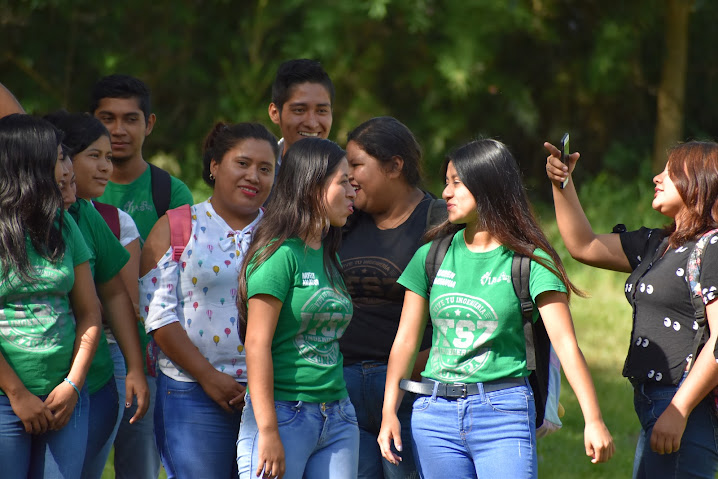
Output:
[426,199,448,230]
[512,253,536,370]
[166,204,192,262]
[425,234,453,295]
[149,163,172,219]
[93,201,121,240]
[685,228,718,369]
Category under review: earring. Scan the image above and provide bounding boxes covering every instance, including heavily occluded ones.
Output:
[209,173,215,180]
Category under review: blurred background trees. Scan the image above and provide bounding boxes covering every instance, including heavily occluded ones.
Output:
[2,0,716,196]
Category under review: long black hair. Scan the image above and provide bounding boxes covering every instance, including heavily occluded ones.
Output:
[238,138,347,336]
[0,114,66,283]
[427,138,582,298]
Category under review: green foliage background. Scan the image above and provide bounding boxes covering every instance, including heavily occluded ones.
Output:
[3,0,718,194]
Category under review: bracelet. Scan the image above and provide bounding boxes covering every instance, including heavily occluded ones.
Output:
[63,377,81,397]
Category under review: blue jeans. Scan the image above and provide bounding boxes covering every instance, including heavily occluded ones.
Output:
[237,393,360,479]
[81,377,119,479]
[411,379,536,479]
[344,362,419,479]
[110,342,160,479]
[0,385,89,479]
[632,380,718,478]
[156,372,242,479]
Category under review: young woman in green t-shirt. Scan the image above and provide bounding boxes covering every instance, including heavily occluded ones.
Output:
[0,114,102,478]
[237,138,358,479]
[378,139,614,479]
[46,110,150,479]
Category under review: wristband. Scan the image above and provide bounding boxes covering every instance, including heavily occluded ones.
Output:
[63,377,81,397]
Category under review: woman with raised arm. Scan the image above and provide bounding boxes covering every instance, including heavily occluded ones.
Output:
[0,114,102,478]
[236,138,358,479]
[141,122,278,479]
[378,139,614,479]
[545,140,718,478]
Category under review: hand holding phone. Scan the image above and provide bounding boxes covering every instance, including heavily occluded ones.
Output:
[559,133,569,189]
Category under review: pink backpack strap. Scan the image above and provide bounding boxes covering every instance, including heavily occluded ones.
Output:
[166,204,192,262]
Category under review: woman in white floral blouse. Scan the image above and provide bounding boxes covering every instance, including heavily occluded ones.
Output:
[139,122,278,479]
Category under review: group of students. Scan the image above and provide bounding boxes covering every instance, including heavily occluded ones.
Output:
[0,58,717,479]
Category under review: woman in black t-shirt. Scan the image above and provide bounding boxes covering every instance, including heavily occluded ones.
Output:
[545,140,718,478]
[339,116,444,478]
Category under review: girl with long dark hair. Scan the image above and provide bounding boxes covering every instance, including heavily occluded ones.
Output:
[378,139,614,478]
[46,110,149,479]
[236,138,358,479]
[0,114,102,478]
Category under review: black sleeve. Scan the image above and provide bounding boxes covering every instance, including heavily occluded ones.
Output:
[618,226,664,271]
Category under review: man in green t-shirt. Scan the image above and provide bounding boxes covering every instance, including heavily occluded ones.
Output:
[89,73,192,479]
[91,74,194,241]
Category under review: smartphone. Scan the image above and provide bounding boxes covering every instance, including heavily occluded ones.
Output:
[559,132,569,189]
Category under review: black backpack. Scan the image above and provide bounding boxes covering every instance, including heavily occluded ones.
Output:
[149,163,172,218]
[425,235,556,433]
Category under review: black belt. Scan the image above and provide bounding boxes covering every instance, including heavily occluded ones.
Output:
[400,377,525,399]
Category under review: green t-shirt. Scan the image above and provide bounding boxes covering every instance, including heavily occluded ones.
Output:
[246,238,353,402]
[0,214,91,395]
[398,230,566,384]
[97,163,193,374]
[97,164,194,242]
[69,199,130,393]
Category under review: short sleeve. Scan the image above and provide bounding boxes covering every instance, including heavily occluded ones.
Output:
[697,234,718,306]
[63,213,91,267]
[619,227,663,271]
[140,250,180,333]
[246,245,296,303]
[85,206,130,283]
[397,242,431,299]
[168,176,195,210]
[118,208,141,247]
[528,249,568,301]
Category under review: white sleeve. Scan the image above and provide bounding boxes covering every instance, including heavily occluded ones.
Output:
[118,208,140,247]
[140,249,180,333]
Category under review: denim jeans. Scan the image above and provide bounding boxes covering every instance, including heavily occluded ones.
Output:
[344,362,419,479]
[81,377,119,479]
[411,379,536,479]
[155,372,242,479]
[632,379,718,479]
[0,385,89,479]
[237,393,360,479]
[110,342,161,479]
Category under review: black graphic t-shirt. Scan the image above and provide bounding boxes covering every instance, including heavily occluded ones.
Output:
[621,227,718,385]
[339,196,434,364]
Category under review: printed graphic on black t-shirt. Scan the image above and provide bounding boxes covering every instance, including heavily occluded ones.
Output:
[339,198,434,364]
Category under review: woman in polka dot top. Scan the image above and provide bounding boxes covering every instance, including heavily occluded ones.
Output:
[545,140,718,478]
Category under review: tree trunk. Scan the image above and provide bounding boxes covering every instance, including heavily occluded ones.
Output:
[652,0,693,172]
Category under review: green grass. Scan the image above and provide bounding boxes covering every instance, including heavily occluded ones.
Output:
[537,263,637,478]
[101,449,167,478]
